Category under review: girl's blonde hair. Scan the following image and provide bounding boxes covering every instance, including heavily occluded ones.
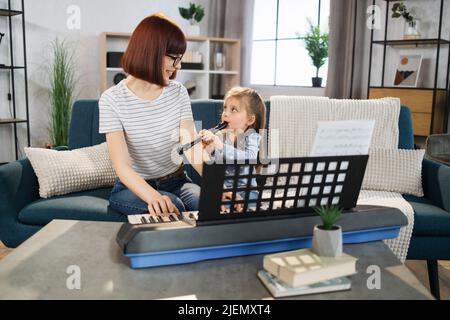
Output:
[224,87,267,171]
[224,87,266,132]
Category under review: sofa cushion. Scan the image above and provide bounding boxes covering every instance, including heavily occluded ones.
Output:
[18,188,126,225]
[25,142,117,198]
[69,100,106,150]
[403,194,450,237]
[362,148,425,196]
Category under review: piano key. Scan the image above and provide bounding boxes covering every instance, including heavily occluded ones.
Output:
[161,215,171,222]
[157,215,164,223]
[127,215,138,224]
[149,215,156,223]
[168,214,176,222]
[149,213,159,223]
[140,216,146,224]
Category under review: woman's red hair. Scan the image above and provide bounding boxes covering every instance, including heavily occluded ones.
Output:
[122,13,186,86]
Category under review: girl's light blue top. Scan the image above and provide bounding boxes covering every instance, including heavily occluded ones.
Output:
[213,131,261,188]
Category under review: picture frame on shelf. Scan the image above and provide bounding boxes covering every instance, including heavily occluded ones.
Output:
[393,54,422,87]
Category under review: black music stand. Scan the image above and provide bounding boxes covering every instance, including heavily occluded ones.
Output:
[197,155,369,224]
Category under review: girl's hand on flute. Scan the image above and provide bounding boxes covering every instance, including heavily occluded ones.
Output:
[199,129,224,150]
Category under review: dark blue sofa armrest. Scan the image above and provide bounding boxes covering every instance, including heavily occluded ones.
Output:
[422,158,450,212]
[0,158,41,247]
[52,145,69,151]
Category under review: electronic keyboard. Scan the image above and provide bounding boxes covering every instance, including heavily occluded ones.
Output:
[116,156,408,268]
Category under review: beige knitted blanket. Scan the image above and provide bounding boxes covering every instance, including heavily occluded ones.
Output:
[268,96,401,157]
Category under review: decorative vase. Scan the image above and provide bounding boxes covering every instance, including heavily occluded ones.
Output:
[403,19,421,40]
[312,77,322,87]
[312,225,343,257]
[187,22,200,37]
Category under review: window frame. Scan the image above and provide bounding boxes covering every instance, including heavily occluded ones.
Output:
[251,0,328,87]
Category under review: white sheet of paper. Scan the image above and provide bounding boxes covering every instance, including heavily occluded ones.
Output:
[310,120,375,156]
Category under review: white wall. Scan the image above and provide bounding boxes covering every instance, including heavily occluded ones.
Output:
[252,85,326,100]
[0,0,209,162]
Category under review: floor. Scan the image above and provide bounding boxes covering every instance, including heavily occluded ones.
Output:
[0,240,448,299]
[0,241,12,260]
[405,260,450,300]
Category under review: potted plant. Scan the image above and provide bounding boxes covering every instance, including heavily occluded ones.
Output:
[179,2,205,37]
[391,1,420,39]
[311,205,343,257]
[49,38,76,147]
[299,20,329,87]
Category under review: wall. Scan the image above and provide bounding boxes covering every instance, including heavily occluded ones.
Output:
[0,0,209,162]
[253,86,326,100]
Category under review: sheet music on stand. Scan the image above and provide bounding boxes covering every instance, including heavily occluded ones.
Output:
[310,120,375,157]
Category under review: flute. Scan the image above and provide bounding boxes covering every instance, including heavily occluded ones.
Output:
[178,122,227,155]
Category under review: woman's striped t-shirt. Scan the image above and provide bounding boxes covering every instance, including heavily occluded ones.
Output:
[98,79,193,180]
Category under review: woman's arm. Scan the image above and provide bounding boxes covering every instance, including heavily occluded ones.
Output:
[106,131,179,215]
[179,119,211,176]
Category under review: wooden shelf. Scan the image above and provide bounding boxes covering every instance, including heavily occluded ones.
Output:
[100,33,241,98]
[369,86,447,91]
[369,87,446,136]
[209,70,239,75]
[178,69,207,74]
[0,65,25,70]
[0,8,22,16]
[0,118,27,124]
[372,38,450,46]
[106,67,239,75]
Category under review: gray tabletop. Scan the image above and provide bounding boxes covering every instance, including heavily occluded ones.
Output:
[0,220,433,300]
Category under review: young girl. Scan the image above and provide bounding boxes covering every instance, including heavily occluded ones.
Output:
[200,87,266,212]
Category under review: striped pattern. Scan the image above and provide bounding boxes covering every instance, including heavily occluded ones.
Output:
[99,80,193,179]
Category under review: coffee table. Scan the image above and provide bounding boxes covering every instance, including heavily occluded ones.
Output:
[0,220,433,300]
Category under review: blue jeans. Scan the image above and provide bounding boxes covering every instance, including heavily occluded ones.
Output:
[223,190,259,211]
[109,171,200,215]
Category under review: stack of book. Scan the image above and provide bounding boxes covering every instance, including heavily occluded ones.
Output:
[258,248,358,298]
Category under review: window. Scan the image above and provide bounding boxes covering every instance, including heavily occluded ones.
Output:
[251,0,330,87]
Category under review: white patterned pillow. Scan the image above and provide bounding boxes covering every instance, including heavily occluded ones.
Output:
[362,148,425,196]
[25,142,117,198]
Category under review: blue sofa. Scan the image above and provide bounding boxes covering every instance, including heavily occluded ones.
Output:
[0,99,449,298]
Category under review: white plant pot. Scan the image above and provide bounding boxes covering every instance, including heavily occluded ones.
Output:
[187,24,200,37]
[312,225,343,257]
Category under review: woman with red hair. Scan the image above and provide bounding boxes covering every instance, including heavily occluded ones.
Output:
[99,14,203,217]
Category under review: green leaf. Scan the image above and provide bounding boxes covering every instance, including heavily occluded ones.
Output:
[49,38,76,147]
[179,3,204,22]
[313,205,342,230]
[194,6,205,23]
[179,7,191,20]
[300,19,329,72]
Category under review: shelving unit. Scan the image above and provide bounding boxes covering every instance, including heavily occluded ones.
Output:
[100,33,241,99]
[367,0,449,136]
[0,0,30,162]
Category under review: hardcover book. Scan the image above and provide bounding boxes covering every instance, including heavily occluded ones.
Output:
[258,270,352,298]
[263,248,357,287]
